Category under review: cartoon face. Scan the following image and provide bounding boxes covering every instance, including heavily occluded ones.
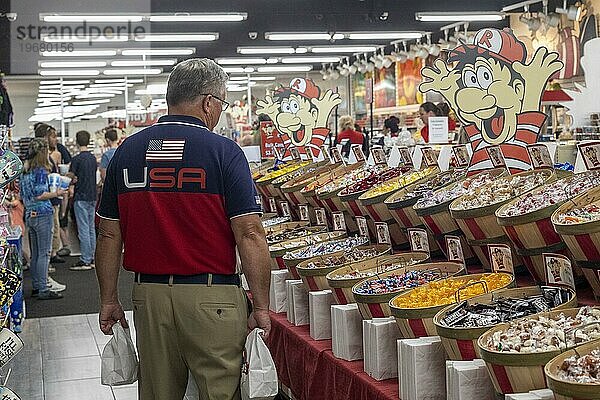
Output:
[273,93,317,146]
[455,57,525,145]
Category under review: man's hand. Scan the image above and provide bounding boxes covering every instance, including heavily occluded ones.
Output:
[513,47,563,111]
[420,59,461,109]
[99,302,128,335]
[248,309,271,340]
[256,96,280,120]
[312,90,342,127]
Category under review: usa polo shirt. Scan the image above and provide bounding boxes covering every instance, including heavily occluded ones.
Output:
[97,115,263,275]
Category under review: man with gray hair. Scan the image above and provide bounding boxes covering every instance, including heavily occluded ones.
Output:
[95,58,271,399]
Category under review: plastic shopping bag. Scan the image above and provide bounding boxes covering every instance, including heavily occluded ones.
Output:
[240,328,278,400]
[100,321,139,386]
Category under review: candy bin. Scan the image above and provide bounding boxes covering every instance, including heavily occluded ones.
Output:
[326,252,429,305]
[255,160,311,200]
[265,223,323,269]
[553,185,600,298]
[280,161,346,210]
[351,261,465,320]
[300,162,364,209]
[545,339,600,400]
[433,286,576,361]
[389,272,514,339]
[295,244,391,292]
[477,307,600,395]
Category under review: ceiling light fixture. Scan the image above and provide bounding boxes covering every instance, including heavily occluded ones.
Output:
[556,0,582,21]
[41,35,128,43]
[39,69,101,76]
[280,56,341,63]
[265,32,344,41]
[134,33,218,42]
[237,46,306,55]
[346,31,423,40]
[121,48,195,56]
[256,65,313,73]
[222,67,256,73]
[71,99,112,106]
[110,59,176,67]
[40,14,143,22]
[76,93,116,99]
[148,13,247,22]
[103,68,162,75]
[40,79,90,85]
[95,78,144,83]
[39,61,107,68]
[311,45,378,53]
[216,58,267,65]
[415,11,505,22]
[41,50,117,57]
[40,13,247,23]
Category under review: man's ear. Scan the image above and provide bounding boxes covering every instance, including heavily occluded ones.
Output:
[513,79,525,102]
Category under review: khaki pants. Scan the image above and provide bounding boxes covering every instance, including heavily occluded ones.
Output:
[132,280,247,400]
[51,205,61,254]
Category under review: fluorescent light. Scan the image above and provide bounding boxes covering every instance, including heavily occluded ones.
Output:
[222,67,255,73]
[121,48,195,56]
[110,59,176,67]
[42,35,128,43]
[257,65,312,73]
[229,76,276,81]
[415,12,505,22]
[281,56,341,63]
[39,61,107,68]
[148,13,247,22]
[311,45,378,53]
[265,32,344,41]
[39,69,101,76]
[216,58,267,65]
[238,46,301,55]
[346,31,423,40]
[95,78,144,83]
[227,86,248,92]
[72,99,112,106]
[41,50,117,57]
[135,33,218,42]
[76,93,116,99]
[40,79,90,85]
[103,68,162,75]
[40,14,143,22]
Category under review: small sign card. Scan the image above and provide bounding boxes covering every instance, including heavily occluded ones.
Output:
[332,212,346,232]
[299,205,310,221]
[451,145,470,168]
[488,244,514,274]
[315,208,327,226]
[544,253,575,291]
[485,145,507,169]
[578,141,600,170]
[356,216,369,239]
[407,228,430,255]
[375,222,391,245]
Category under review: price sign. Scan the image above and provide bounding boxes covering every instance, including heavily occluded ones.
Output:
[371,147,387,165]
[397,146,414,168]
[445,235,465,265]
[485,145,507,169]
[527,144,553,169]
[420,146,439,168]
[280,201,291,217]
[407,228,430,255]
[356,216,369,238]
[544,253,575,291]
[488,244,514,274]
[428,116,449,144]
[330,147,344,165]
[0,327,24,367]
[351,144,366,163]
[451,145,470,168]
[365,78,373,104]
[289,146,301,161]
[375,222,391,245]
[268,197,277,213]
[315,208,327,226]
[273,146,284,161]
[578,141,600,170]
[332,212,346,232]
[299,205,310,221]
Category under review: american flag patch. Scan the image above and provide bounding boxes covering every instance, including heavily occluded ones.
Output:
[146,139,185,161]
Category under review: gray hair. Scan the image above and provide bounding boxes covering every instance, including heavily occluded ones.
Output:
[166,58,229,106]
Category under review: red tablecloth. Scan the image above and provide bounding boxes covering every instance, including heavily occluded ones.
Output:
[267,311,398,400]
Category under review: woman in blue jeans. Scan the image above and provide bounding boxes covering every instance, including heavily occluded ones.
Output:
[20,138,66,300]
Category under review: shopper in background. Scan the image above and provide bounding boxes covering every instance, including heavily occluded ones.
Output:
[418,102,442,143]
[96,58,271,400]
[384,115,400,137]
[99,128,119,183]
[69,130,97,271]
[437,102,458,132]
[20,138,65,300]
[337,115,369,156]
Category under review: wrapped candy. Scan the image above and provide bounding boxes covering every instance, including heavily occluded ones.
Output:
[272,164,320,185]
[415,171,498,209]
[558,203,600,224]
[353,269,443,295]
[267,228,318,245]
[283,236,369,260]
[329,259,422,280]
[485,307,600,353]
[557,348,600,383]
[256,160,311,182]
[391,169,465,202]
[304,248,381,269]
[339,166,412,195]
[361,167,437,199]
[262,216,290,228]
[316,165,388,195]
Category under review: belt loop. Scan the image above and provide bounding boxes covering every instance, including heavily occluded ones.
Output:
[168,275,174,287]
[207,273,213,287]
[136,273,141,284]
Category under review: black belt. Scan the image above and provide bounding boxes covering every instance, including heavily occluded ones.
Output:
[135,273,241,286]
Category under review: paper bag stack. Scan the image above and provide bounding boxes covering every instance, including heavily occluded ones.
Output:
[362,317,402,381]
[446,359,494,400]
[505,389,555,400]
[285,280,309,326]
[331,304,363,361]
[398,336,446,400]
[269,270,289,313]
[309,290,335,340]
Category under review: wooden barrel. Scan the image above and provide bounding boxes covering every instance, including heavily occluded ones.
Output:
[450,169,556,242]
[251,159,275,181]
[271,160,326,200]
[266,224,323,269]
[281,234,366,279]
[300,162,365,208]
[552,186,600,298]
[477,307,600,395]
[296,244,391,292]
[256,160,310,200]
[517,242,573,284]
[433,286,577,361]
[389,272,515,338]
[545,339,600,400]
[280,162,344,207]
[325,252,429,305]
[270,231,347,277]
[351,261,465,320]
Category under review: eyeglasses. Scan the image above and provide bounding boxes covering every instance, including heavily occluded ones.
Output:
[200,94,229,111]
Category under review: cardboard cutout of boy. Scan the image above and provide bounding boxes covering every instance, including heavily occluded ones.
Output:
[256,78,341,159]
[420,28,563,174]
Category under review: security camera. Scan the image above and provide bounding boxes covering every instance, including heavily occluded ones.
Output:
[5,13,17,22]
[248,32,258,40]
[379,11,389,21]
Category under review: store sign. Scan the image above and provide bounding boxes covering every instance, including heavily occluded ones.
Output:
[375,222,391,245]
[485,145,507,169]
[544,253,575,291]
[351,144,366,163]
[299,205,310,221]
[407,228,429,255]
[527,144,554,169]
[371,147,387,165]
[445,235,465,266]
[420,27,563,174]
[578,141,600,170]
[428,117,449,144]
[256,78,341,160]
[397,146,414,168]
[451,145,471,168]
[356,216,369,239]
[260,121,286,159]
[488,244,514,274]
[420,147,439,168]
[315,208,327,226]
[332,212,346,232]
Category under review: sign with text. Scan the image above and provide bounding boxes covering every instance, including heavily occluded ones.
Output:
[375,222,391,245]
[351,144,366,163]
[527,144,553,169]
[330,147,344,165]
[280,201,291,217]
[289,146,302,161]
[365,78,373,104]
[420,146,439,168]
[578,141,600,170]
[371,147,387,165]
[544,253,575,291]
[485,145,507,169]
[299,205,310,221]
[332,212,346,232]
[445,235,465,265]
[397,146,414,168]
[272,146,284,161]
[408,228,430,255]
[260,121,286,159]
[428,116,449,144]
[356,216,369,238]
[451,145,470,168]
[320,145,331,162]
[268,198,277,213]
[0,328,24,367]
[488,244,514,274]
[315,208,327,226]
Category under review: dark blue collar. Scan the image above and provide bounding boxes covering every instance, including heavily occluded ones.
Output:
[157,114,208,128]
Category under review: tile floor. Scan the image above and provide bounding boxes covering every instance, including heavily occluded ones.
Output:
[4,312,199,400]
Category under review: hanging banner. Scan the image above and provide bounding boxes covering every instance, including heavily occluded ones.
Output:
[544,253,575,291]
[268,198,277,214]
[356,216,369,239]
[420,27,563,174]
[260,121,285,159]
[485,145,507,169]
[280,201,291,217]
[407,228,430,255]
[451,145,471,168]
[365,78,373,104]
[578,141,600,170]
[397,146,414,168]
[488,244,514,274]
[375,222,391,245]
[256,78,341,160]
[420,147,440,168]
[371,147,387,165]
[527,144,554,169]
[445,235,465,265]
[332,212,346,232]
[299,205,310,221]
[315,208,327,226]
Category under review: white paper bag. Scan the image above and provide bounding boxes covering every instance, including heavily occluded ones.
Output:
[528,389,555,400]
[446,360,494,400]
[371,319,401,380]
[292,283,309,326]
[399,337,445,400]
[269,270,289,313]
[241,328,278,400]
[331,304,363,361]
[285,280,302,323]
[309,290,334,340]
[101,321,138,386]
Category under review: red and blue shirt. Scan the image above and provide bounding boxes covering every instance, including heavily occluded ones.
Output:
[97,115,263,275]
